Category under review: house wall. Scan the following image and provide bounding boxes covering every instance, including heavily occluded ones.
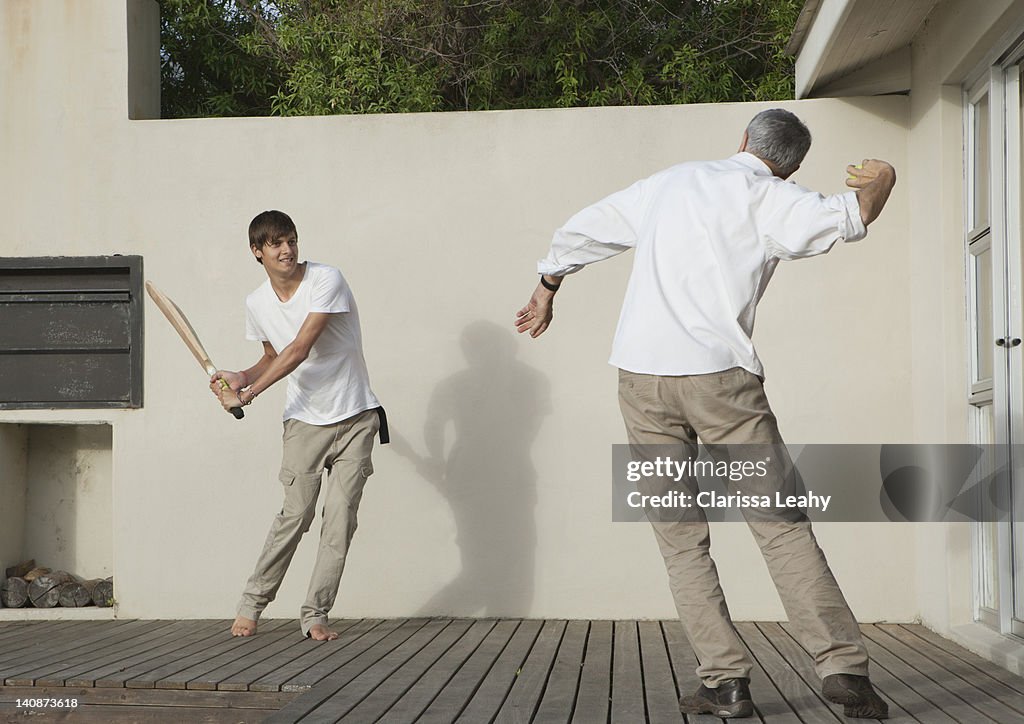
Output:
[897,0,1024,674]
[905,0,1024,644]
[0,1,917,622]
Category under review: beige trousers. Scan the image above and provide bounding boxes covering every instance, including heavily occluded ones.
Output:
[618,367,869,686]
[237,408,378,636]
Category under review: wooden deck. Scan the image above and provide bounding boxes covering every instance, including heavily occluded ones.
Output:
[0,618,1021,722]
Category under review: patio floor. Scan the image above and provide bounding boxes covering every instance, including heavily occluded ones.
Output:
[0,618,1021,722]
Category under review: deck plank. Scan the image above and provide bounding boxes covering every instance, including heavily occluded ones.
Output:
[61,620,222,688]
[340,619,474,723]
[167,624,304,690]
[758,623,915,723]
[734,622,799,723]
[0,621,140,677]
[877,624,1024,718]
[34,621,184,687]
[248,618,383,693]
[661,620,736,724]
[0,701,276,723]
[95,621,233,688]
[0,621,69,646]
[455,619,544,723]
[3,620,169,686]
[115,620,287,690]
[264,618,432,721]
[894,624,1024,697]
[737,622,839,723]
[901,624,1024,691]
[493,619,566,724]
[377,619,496,724]
[862,624,1018,723]
[611,620,647,723]
[1,618,1020,723]
[0,621,94,661]
[173,625,300,690]
[779,620,950,723]
[853,624,980,722]
[0,684,294,708]
[571,620,612,724]
[280,619,427,693]
[415,619,520,723]
[637,621,684,724]
[531,619,588,724]
[122,618,290,690]
[217,619,361,692]
[295,619,452,723]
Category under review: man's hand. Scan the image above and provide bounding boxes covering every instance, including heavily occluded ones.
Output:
[214,378,244,412]
[210,370,246,412]
[515,280,556,338]
[210,370,246,393]
[846,159,896,226]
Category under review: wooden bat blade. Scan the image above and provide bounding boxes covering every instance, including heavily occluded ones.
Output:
[145,281,216,375]
[145,281,245,420]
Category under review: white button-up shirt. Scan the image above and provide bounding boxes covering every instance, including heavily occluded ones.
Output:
[538,152,866,378]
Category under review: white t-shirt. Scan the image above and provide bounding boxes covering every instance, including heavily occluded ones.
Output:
[245,261,380,425]
[538,152,867,378]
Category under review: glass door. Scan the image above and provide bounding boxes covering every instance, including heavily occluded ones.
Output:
[970,55,1024,638]
[967,75,1001,630]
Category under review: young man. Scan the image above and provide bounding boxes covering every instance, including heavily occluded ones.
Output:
[515,110,896,719]
[213,210,386,641]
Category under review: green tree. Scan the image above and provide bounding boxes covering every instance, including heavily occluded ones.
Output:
[159,0,800,118]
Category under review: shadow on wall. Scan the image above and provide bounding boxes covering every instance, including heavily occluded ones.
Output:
[391,320,551,616]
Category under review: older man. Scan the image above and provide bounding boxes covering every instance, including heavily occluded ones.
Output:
[515,109,895,719]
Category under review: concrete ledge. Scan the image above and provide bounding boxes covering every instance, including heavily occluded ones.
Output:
[0,607,116,621]
[945,621,1024,676]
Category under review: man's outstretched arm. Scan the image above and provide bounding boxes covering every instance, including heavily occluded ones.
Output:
[515,177,648,339]
[846,159,896,226]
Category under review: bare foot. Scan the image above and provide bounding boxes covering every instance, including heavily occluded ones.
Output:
[308,623,339,641]
[231,616,257,637]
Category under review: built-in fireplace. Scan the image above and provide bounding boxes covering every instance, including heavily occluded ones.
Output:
[0,423,113,615]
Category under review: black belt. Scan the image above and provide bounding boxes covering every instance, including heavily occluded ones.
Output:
[375,406,390,444]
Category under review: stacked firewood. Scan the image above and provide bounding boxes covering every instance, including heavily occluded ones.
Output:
[0,560,114,609]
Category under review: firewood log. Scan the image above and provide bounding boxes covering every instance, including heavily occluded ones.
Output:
[23,567,51,582]
[58,581,93,608]
[0,577,28,608]
[27,571,74,608]
[4,560,34,579]
[91,577,114,607]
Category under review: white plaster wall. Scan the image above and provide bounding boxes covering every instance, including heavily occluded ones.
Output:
[0,425,29,575]
[0,1,916,621]
[21,425,113,580]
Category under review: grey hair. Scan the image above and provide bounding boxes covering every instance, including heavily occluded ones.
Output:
[745,109,811,175]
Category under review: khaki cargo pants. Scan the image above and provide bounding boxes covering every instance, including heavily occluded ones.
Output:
[618,367,869,686]
[237,408,378,636]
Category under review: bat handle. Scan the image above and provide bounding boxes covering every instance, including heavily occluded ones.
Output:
[218,378,246,420]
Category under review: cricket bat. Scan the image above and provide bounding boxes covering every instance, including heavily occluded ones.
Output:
[145,281,244,419]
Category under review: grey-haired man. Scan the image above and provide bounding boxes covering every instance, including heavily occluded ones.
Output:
[516,109,895,719]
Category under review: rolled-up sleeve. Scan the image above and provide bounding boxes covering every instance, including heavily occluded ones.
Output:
[759,183,867,261]
[538,179,646,276]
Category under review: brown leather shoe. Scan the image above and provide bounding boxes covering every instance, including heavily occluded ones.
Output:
[822,674,889,719]
[678,677,754,718]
